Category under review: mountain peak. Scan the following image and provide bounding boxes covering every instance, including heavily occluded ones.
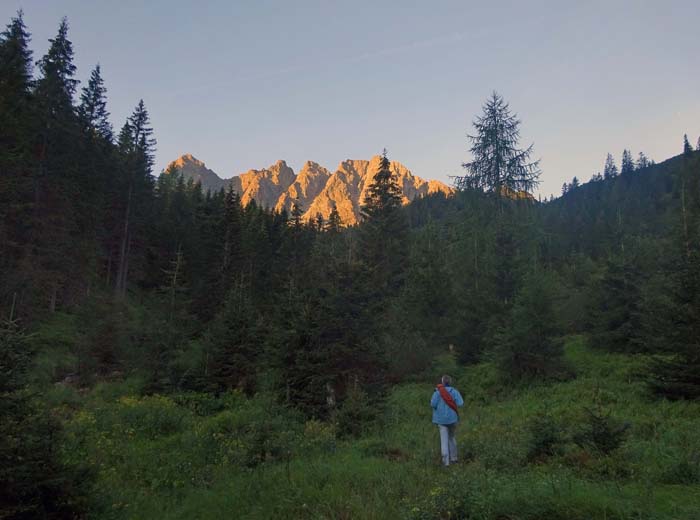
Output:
[172,153,203,167]
[165,154,228,191]
[163,155,454,224]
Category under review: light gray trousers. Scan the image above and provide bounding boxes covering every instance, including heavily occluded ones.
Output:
[438,423,458,466]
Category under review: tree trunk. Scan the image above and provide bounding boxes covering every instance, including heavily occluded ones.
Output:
[115,182,133,299]
[49,284,57,313]
[681,177,690,259]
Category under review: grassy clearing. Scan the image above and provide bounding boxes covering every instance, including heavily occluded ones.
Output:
[50,336,700,519]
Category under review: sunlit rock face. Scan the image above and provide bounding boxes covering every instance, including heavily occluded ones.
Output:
[164,154,454,225]
[275,161,331,215]
[165,154,229,192]
[237,160,296,209]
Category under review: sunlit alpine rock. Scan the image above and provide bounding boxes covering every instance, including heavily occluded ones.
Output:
[164,154,454,225]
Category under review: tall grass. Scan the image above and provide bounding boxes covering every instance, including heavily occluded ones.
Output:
[50,336,700,519]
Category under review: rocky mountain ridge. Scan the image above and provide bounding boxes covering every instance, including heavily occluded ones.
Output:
[164,154,454,225]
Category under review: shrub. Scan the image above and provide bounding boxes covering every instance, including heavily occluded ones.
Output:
[301,419,337,454]
[526,413,565,461]
[173,391,227,416]
[573,407,630,455]
[199,395,303,467]
[114,394,188,439]
[1,320,91,519]
[661,452,700,484]
[333,386,377,438]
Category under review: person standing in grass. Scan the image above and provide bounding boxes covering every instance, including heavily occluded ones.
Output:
[431,375,464,466]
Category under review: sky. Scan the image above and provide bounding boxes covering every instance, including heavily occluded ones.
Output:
[2,0,699,197]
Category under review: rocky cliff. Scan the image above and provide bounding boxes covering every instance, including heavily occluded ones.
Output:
[166,154,228,192]
[164,154,453,225]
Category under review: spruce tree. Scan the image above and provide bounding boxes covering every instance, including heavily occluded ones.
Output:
[449,203,501,365]
[590,252,645,352]
[220,186,243,288]
[204,282,261,395]
[31,17,83,313]
[0,10,33,153]
[0,318,87,517]
[361,151,403,218]
[280,228,386,421]
[78,64,112,141]
[0,11,32,101]
[683,134,694,156]
[494,270,567,381]
[77,64,113,287]
[114,100,156,298]
[0,11,34,316]
[637,152,650,169]
[35,18,77,112]
[143,246,194,393]
[493,221,519,306]
[621,149,635,174]
[276,287,335,418]
[645,253,700,399]
[456,91,540,196]
[646,153,700,398]
[358,150,408,295]
[326,206,342,233]
[397,222,455,354]
[191,187,229,321]
[603,153,618,179]
[312,212,324,232]
[291,201,303,228]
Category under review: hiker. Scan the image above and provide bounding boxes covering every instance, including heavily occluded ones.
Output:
[430,374,464,466]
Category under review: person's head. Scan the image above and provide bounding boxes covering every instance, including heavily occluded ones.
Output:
[441,375,452,386]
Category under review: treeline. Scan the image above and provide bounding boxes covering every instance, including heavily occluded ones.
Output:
[409,133,700,393]
[2,12,699,416]
[0,13,394,517]
[2,12,700,518]
[0,13,157,316]
[0,11,405,403]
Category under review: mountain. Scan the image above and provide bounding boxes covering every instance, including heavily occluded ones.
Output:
[165,154,228,192]
[237,160,296,209]
[275,161,331,215]
[164,154,453,225]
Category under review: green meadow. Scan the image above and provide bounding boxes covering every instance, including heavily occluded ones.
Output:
[47,337,700,519]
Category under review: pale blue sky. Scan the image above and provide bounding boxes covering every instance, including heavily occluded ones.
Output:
[3,1,699,196]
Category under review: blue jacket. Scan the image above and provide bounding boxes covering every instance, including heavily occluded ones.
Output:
[431,385,464,425]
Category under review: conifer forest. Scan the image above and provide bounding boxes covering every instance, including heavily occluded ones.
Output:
[1,11,700,520]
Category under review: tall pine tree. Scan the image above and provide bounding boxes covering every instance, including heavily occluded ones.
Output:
[603,153,618,179]
[621,149,635,174]
[0,11,34,317]
[683,134,694,156]
[113,100,156,298]
[358,150,408,296]
[456,91,540,197]
[31,17,83,312]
